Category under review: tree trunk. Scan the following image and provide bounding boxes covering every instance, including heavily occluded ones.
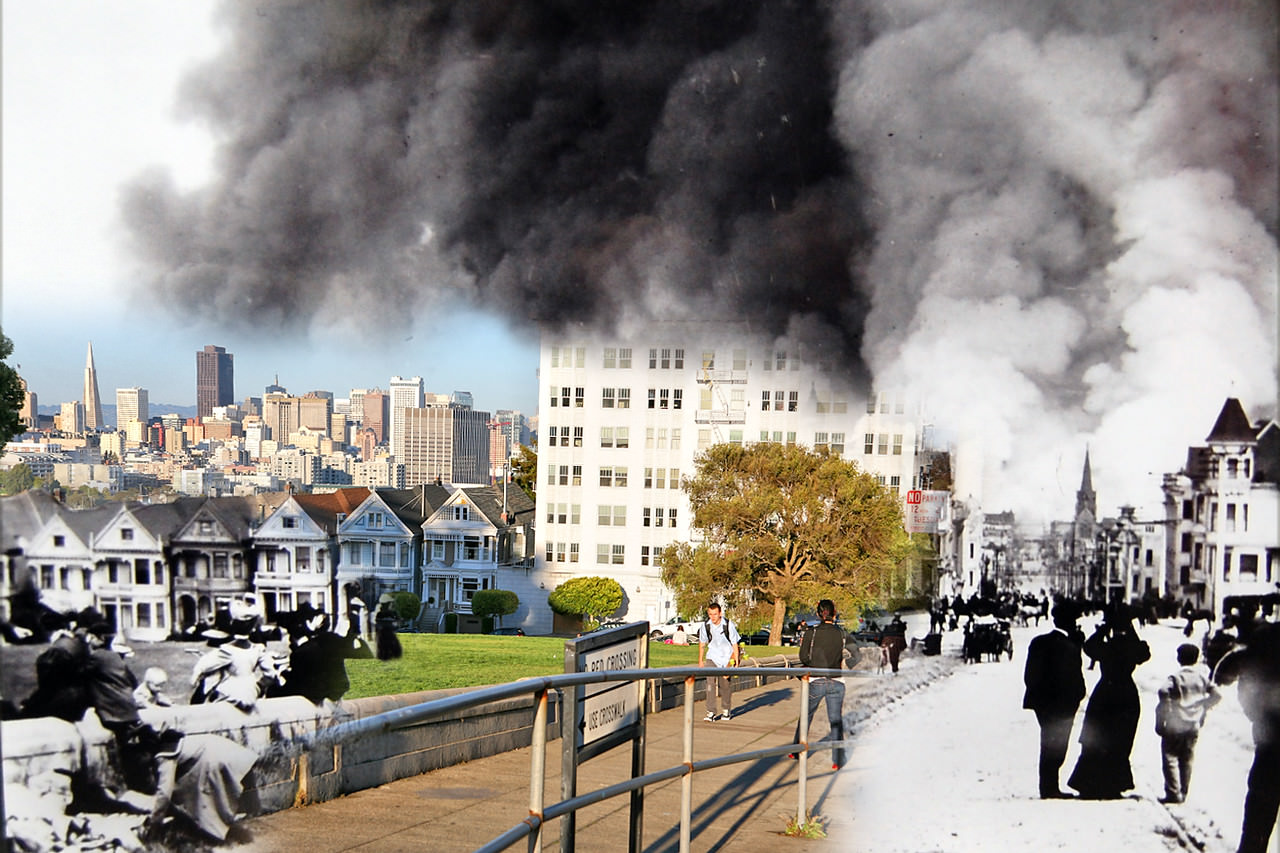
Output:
[769,596,788,645]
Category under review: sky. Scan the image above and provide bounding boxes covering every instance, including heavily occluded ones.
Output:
[1,0,540,414]
[3,1,1276,524]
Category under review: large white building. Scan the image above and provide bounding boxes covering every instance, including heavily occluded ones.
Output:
[531,323,925,634]
[395,406,491,487]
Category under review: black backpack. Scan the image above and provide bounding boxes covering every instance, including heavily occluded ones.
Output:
[701,619,732,644]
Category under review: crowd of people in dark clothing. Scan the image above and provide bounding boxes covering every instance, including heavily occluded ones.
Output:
[3,582,402,850]
[1023,594,1280,853]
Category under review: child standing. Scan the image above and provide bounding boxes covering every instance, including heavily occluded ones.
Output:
[1157,643,1221,804]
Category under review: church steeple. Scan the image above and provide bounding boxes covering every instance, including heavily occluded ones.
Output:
[1076,448,1096,520]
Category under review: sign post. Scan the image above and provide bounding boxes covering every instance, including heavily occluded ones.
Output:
[561,622,649,853]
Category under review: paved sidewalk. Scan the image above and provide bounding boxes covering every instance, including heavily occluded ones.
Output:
[232,674,875,852]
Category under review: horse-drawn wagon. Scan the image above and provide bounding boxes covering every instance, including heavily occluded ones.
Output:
[962,617,1013,663]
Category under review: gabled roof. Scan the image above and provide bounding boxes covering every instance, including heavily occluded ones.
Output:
[293,487,371,533]
[59,503,124,544]
[132,497,207,540]
[1206,398,1257,443]
[457,484,536,528]
[379,485,449,529]
[1,491,65,548]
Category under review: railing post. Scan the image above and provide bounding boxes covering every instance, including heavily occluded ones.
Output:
[528,688,548,852]
[680,675,695,853]
[797,674,810,827]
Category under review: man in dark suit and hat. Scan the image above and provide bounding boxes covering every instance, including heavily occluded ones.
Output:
[1023,600,1087,798]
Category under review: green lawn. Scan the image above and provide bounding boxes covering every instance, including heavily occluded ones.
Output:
[0,634,797,706]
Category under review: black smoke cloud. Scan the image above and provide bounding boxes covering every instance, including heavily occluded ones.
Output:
[122,0,870,374]
[123,0,1278,515]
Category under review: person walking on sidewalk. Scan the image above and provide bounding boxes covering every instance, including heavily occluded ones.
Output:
[1022,600,1086,799]
[698,602,740,721]
[791,599,849,768]
[1156,642,1221,804]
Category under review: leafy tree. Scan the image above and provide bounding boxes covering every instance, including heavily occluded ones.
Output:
[0,330,25,445]
[509,444,537,501]
[0,462,34,495]
[473,589,520,628]
[661,442,909,645]
[547,576,623,630]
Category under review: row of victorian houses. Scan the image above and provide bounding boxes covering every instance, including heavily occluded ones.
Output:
[0,482,535,643]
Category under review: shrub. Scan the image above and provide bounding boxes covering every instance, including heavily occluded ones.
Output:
[472,589,519,621]
[390,591,421,621]
[547,577,623,625]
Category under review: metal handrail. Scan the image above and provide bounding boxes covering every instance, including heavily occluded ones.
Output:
[299,665,870,852]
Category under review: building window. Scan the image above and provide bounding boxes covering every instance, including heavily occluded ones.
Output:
[432,541,445,560]
[815,432,829,451]
[618,348,631,368]
[775,351,787,370]
[616,467,628,487]
[762,391,772,411]
[380,542,397,566]
[572,465,582,486]
[550,386,559,408]
[661,348,672,369]
[616,428,629,449]
[698,429,711,450]
[602,388,615,408]
[733,349,746,370]
[788,391,798,412]
[669,508,678,526]
[729,429,743,445]
[464,536,480,560]
[617,388,631,409]
[121,528,134,541]
[1226,503,1237,532]
[601,427,614,448]
[137,603,152,629]
[674,349,684,369]
[643,507,652,527]
[559,465,569,486]
[867,393,877,414]
[878,434,889,455]
[611,545,625,565]
[53,535,65,547]
[1240,553,1258,580]
[297,547,311,571]
[660,389,670,409]
[370,511,383,528]
[673,389,683,409]
[574,387,585,408]
[865,433,875,455]
[213,553,229,578]
[597,544,610,564]
[648,348,658,369]
[786,432,796,445]
[600,466,613,487]
[641,546,651,566]
[571,504,581,524]
[669,468,680,487]
[893,434,903,455]
[569,543,579,563]
[831,433,845,455]
[648,389,657,409]
[59,567,70,589]
[603,348,617,369]
[657,429,668,449]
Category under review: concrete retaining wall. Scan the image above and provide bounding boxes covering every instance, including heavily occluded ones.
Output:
[2,657,799,819]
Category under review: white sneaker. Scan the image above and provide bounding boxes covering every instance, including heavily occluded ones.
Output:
[704,711,718,721]
[720,710,732,720]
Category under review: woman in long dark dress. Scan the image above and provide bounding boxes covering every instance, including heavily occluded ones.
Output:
[375,601,403,661]
[1068,605,1151,798]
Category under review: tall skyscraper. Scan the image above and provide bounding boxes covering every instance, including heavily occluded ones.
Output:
[362,389,389,443]
[196,345,234,420]
[82,342,104,430]
[60,401,85,434]
[388,376,424,452]
[116,387,149,428]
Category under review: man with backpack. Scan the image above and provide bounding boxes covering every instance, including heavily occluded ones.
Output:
[697,602,740,721]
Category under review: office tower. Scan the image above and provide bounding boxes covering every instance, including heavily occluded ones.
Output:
[388,376,424,452]
[60,401,85,434]
[396,406,491,487]
[261,392,298,442]
[348,388,368,422]
[298,393,333,434]
[82,342,104,430]
[18,377,36,429]
[361,390,388,443]
[196,345,234,420]
[451,391,475,410]
[116,387,149,429]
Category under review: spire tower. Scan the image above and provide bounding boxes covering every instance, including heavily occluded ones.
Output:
[82,341,103,430]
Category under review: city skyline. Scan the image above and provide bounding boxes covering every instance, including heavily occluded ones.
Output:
[1,1,540,418]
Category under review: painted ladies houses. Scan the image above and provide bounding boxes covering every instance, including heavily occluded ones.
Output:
[1,491,63,623]
[21,502,117,616]
[335,487,426,602]
[419,484,536,631]
[91,501,189,642]
[253,487,369,618]
[169,495,287,632]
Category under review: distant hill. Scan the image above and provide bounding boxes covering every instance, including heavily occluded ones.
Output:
[36,403,198,425]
